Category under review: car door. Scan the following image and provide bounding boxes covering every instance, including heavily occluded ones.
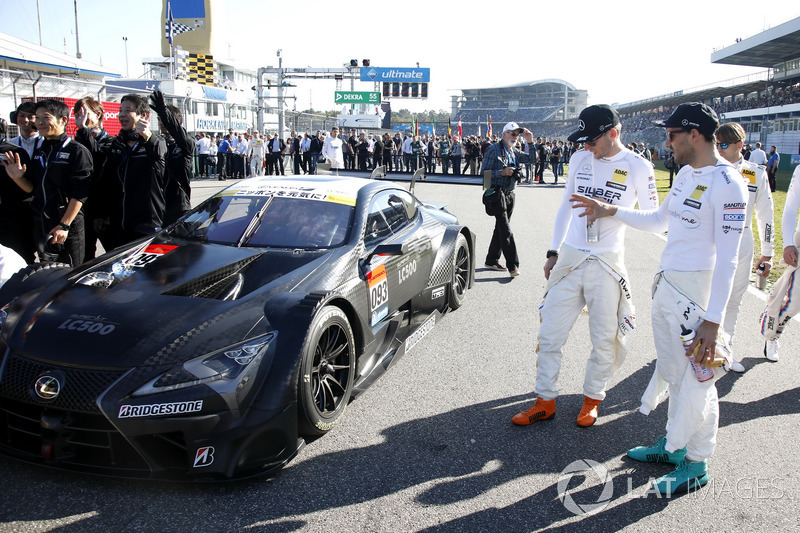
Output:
[362,190,427,326]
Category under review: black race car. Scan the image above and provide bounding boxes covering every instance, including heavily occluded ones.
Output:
[0,176,475,481]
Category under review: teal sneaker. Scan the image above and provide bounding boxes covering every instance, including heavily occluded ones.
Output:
[653,458,709,496]
[627,435,687,464]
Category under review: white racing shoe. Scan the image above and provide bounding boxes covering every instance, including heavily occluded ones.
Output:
[724,359,746,373]
[764,338,779,362]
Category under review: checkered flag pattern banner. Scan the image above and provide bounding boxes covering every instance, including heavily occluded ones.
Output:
[166,20,195,39]
[176,49,189,79]
[188,54,214,86]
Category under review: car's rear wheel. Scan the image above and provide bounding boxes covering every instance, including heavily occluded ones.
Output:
[297,306,356,437]
[0,262,71,306]
[449,234,470,310]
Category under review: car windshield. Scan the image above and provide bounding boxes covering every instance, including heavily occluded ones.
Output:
[170,195,354,249]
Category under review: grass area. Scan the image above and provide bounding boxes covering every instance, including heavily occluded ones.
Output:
[651,160,788,283]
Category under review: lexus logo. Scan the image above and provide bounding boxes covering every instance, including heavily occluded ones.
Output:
[34,375,61,400]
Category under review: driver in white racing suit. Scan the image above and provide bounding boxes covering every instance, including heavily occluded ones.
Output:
[716,122,775,372]
[511,105,658,428]
[760,163,800,360]
[572,102,747,497]
[247,132,266,177]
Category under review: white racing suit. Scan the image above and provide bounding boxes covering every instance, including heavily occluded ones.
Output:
[643,272,726,461]
[534,147,656,402]
[248,138,266,176]
[722,158,774,345]
[536,245,636,401]
[759,231,800,340]
[615,158,747,461]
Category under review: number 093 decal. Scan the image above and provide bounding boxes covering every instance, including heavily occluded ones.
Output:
[367,265,389,326]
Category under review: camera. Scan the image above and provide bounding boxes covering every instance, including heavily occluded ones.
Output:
[510,166,521,183]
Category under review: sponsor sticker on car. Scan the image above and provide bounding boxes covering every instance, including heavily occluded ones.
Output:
[367,265,389,325]
[193,446,215,467]
[404,314,435,354]
[126,244,179,268]
[118,400,203,418]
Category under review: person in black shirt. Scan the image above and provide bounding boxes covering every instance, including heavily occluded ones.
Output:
[149,90,194,225]
[73,96,114,260]
[1,99,92,265]
[96,94,167,249]
[0,142,34,262]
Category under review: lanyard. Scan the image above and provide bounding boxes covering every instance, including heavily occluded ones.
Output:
[503,144,516,166]
[37,137,71,171]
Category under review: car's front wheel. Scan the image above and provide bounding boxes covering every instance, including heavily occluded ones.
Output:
[297,306,356,437]
[449,233,470,310]
[0,262,71,306]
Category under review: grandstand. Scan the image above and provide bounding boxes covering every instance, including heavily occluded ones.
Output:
[460,16,800,174]
[613,17,800,160]
[453,79,587,136]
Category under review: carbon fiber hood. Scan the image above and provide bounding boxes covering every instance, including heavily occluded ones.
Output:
[6,238,336,369]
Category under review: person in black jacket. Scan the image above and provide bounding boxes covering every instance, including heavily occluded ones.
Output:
[149,90,194,225]
[97,93,167,249]
[1,99,92,265]
[308,131,323,175]
[0,141,34,262]
[73,96,114,260]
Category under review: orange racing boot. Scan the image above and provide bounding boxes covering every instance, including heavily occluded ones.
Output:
[576,396,601,427]
[512,398,556,425]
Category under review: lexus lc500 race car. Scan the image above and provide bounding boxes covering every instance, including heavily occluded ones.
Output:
[0,176,475,481]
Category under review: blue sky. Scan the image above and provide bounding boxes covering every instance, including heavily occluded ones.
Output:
[1,0,798,113]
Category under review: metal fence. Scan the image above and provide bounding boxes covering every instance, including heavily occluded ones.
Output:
[0,69,107,108]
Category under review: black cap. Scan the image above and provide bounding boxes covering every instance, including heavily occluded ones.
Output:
[654,102,718,136]
[567,104,620,143]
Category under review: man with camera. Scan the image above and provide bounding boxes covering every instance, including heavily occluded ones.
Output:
[512,104,657,428]
[481,122,533,278]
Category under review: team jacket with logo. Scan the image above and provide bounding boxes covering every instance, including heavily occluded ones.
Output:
[614,159,748,324]
[552,148,658,254]
[28,133,92,222]
[98,132,167,233]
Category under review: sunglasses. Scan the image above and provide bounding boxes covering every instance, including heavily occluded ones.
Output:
[666,128,692,141]
[716,141,741,150]
[585,131,606,146]
[506,131,520,138]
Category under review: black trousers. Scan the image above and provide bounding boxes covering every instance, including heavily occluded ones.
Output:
[767,167,777,192]
[485,190,518,271]
[535,159,545,180]
[217,153,228,178]
[35,212,85,266]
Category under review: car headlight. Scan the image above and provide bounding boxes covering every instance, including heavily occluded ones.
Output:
[132,332,277,396]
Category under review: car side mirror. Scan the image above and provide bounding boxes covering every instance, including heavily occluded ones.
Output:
[362,242,408,268]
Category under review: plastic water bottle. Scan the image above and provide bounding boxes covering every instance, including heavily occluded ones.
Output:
[680,325,713,382]
[756,262,768,290]
[586,218,599,243]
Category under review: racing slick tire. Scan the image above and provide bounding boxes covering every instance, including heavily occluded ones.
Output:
[0,262,71,306]
[297,305,356,437]
[449,233,470,310]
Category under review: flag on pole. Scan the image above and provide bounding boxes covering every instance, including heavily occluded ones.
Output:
[488,115,492,138]
[457,117,462,138]
[432,117,436,137]
[411,115,416,136]
[448,118,452,136]
[165,1,195,45]
[477,116,481,138]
